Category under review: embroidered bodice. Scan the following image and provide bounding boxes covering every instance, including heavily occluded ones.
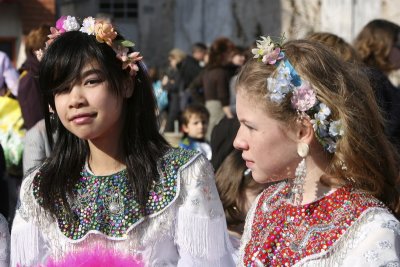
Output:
[31,149,191,241]
[240,182,400,267]
[11,148,234,267]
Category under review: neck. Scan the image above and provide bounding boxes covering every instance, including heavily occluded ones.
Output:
[87,139,125,176]
[300,153,335,204]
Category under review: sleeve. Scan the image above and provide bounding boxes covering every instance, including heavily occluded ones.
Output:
[175,154,235,267]
[23,120,47,175]
[0,214,10,267]
[340,210,400,266]
[10,173,49,267]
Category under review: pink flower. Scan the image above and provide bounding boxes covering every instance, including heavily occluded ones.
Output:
[55,16,67,33]
[46,27,62,47]
[262,48,284,65]
[94,21,117,46]
[116,50,143,76]
[291,82,317,111]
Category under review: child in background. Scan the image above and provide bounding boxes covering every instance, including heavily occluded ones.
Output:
[11,16,234,267]
[179,104,212,160]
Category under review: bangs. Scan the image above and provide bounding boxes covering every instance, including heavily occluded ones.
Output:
[41,33,100,95]
[39,31,123,107]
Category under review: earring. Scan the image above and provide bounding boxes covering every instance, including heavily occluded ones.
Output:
[290,143,309,206]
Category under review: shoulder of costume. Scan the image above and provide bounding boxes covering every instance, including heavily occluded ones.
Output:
[159,147,202,173]
[18,165,51,223]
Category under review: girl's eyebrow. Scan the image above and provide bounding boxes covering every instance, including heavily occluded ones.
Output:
[80,69,103,78]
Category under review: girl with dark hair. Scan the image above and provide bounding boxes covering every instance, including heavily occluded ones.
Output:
[235,36,400,266]
[10,16,233,267]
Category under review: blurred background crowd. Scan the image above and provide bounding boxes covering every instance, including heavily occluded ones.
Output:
[1,0,400,265]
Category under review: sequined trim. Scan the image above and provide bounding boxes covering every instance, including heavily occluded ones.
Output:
[242,182,387,266]
[32,148,199,241]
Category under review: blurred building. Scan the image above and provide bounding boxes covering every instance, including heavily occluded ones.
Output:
[0,0,55,66]
[0,0,399,69]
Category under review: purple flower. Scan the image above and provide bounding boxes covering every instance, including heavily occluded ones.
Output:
[262,48,284,65]
[56,16,67,33]
[291,82,317,111]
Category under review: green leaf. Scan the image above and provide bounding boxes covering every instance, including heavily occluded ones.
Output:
[121,40,135,47]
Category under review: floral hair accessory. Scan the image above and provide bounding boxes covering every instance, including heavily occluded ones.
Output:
[36,16,142,76]
[252,35,344,153]
[252,35,285,65]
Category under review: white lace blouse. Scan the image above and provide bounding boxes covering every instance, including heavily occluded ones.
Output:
[11,151,234,267]
[0,214,9,267]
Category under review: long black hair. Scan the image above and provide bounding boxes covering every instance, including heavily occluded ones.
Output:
[39,31,170,216]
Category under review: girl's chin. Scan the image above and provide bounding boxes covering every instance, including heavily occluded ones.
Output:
[252,172,286,184]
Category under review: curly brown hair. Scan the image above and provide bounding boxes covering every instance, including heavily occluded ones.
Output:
[25,24,51,55]
[354,19,400,73]
[236,39,400,217]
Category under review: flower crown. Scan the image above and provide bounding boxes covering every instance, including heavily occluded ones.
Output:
[252,35,344,153]
[35,16,142,76]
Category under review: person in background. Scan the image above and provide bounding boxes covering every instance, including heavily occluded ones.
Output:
[0,51,19,96]
[163,48,186,132]
[179,104,212,160]
[235,36,400,266]
[229,46,249,117]
[11,16,233,266]
[203,37,236,140]
[354,19,400,154]
[307,32,361,63]
[179,42,208,111]
[148,66,168,132]
[22,119,52,175]
[17,25,50,130]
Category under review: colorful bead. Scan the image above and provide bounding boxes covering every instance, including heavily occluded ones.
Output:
[33,148,197,240]
[243,182,386,266]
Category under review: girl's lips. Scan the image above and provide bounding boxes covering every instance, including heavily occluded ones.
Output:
[70,113,96,125]
[245,160,254,168]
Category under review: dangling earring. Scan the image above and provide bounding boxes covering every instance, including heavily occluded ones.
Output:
[290,143,309,206]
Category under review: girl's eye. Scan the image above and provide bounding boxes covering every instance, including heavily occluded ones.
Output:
[84,78,102,86]
[245,124,255,130]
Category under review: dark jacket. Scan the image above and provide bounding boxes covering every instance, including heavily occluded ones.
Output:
[17,54,44,130]
[365,67,400,153]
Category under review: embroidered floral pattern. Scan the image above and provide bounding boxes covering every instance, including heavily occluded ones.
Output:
[32,148,197,240]
[242,182,386,266]
[364,250,380,262]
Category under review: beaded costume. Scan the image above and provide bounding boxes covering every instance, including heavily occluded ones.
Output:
[238,182,400,266]
[11,148,234,267]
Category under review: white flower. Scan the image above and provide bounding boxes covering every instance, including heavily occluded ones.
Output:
[316,103,331,121]
[311,117,328,133]
[252,36,275,59]
[80,17,96,35]
[63,16,80,32]
[329,120,344,137]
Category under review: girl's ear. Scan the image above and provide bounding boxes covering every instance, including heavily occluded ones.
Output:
[295,117,314,145]
[123,79,134,98]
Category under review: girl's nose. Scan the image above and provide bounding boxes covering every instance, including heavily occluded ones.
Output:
[68,86,87,108]
[233,129,248,151]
